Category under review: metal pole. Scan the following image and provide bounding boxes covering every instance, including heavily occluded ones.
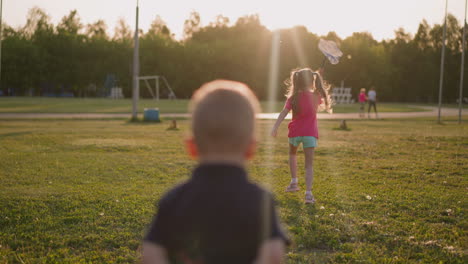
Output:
[438,0,448,123]
[156,76,159,101]
[131,0,140,119]
[0,0,3,94]
[459,0,467,124]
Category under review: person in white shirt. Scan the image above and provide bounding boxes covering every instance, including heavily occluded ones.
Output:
[367,87,378,118]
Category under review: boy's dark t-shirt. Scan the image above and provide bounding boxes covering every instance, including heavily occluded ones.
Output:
[144,164,289,264]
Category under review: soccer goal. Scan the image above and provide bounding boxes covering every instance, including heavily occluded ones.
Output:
[137,75,177,100]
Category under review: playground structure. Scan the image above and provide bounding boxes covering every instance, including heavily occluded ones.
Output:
[331,87,355,104]
[137,75,176,100]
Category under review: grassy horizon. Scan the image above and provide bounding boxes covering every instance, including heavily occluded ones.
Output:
[0,97,429,114]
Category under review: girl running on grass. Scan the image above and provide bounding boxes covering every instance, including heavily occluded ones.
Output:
[271,68,332,204]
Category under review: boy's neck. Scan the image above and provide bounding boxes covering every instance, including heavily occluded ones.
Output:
[199,154,246,168]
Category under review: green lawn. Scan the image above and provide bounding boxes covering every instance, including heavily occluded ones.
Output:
[0,118,466,263]
[0,97,428,114]
[413,103,465,109]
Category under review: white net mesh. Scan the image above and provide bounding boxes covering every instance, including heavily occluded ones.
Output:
[318,39,343,65]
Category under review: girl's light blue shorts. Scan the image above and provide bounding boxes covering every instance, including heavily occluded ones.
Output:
[288,136,317,148]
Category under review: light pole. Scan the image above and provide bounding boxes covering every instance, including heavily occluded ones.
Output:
[459,0,467,124]
[0,0,3,94]
[132,0,140,120]
[438,0,448,123]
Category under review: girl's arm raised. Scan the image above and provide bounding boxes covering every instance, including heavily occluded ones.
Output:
[270,108,290,137]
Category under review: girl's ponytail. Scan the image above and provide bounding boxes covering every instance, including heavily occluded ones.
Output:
[290,71,301,115]
[314,72,333,113]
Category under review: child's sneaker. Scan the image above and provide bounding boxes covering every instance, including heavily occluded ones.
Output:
[285,182,300,192]
[305,192,315,204]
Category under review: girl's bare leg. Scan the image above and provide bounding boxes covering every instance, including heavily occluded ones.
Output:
[289,144,298,180]
[304,147,315,192]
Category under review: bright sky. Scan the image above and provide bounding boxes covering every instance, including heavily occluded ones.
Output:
[5,0,467,40]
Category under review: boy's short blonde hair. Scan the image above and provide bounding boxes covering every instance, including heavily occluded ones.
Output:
[190,80,260,156]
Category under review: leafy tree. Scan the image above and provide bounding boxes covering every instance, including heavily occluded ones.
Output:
[56,10,82,35]
[113,18,132,43]
[147,15,171,38]
[209,15,230,28]
[86,20,107,40]
[22,7,53,38]
[1,8,466,103]
[183,11,201,39]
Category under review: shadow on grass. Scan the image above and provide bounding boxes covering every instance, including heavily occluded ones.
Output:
[125,117,189,125]
[125,118,162,125]
[0,131,32,138]
[332,127,352,131]
[282,194,319,222]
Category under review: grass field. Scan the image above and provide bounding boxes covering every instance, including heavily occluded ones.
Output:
[0,97,428,114]
[0,118,466,263]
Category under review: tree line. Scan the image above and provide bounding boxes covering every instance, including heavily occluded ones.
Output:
[1,7,467,102]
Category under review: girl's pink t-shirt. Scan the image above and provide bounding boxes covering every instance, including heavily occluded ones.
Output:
[284,90,322,138]
[359,93,367,103]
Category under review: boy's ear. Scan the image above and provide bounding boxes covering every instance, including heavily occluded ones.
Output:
[245,139,256,160]
[185,137,198,159]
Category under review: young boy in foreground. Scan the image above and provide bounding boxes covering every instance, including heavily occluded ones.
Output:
[142,80,289,264]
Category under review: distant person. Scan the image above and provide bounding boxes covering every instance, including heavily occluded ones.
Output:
[271,68,332,204]
[358,88,367,118]
[143,80,289,264]
[368,87,378,118]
